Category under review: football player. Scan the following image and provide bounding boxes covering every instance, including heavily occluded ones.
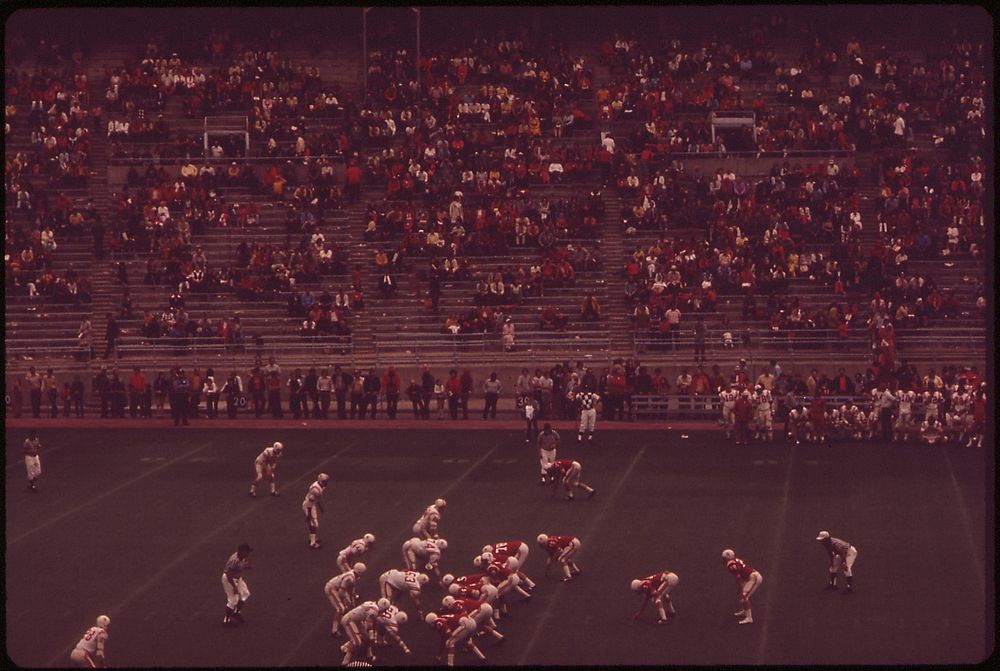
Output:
[337,533,376,574]
[481,539,535,589]
[325,563,366,636]
[720,386,738,439]
[537,533,582,582]
[412,499,447,539]
[894,391,916,441]
[441,594,505,643]
[722,549,763,625]
[23,429,42,492]
[402,536,447,583]
[630,571,679,624]
[222,544,252,626]
[920,416,944,444]
[545,459,596,501]
[786,405,809,444]
[302,473,329,549]
[425,611,482,667]
[537,423,560,484]
[379,568,430,618]
[339,599,391,665]
[373,604,412,656]
[249,441,283,497]
[754,388,774,442]
[71,615,110,668]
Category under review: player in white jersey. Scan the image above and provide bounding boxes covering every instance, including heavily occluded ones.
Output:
[720,387,738,438]
[24,429,42,492]
[325,563,366,636]
[302,473,329,548]
[402,536,448,582]
[894,392,916,441]
[71,615,110,668]
[754,389,774,442]
[576,390,600,441]
[339,599,391,665]
[860,405,878,440]
[536,424,560,484]
[373,604,412,656]
[922,391,942,422]
[379,568,431,618]
[337,533,376,573]
[412,499,446,539]
[786,405,809,444]
[249,441,283,497]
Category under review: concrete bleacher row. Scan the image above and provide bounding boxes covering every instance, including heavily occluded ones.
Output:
[4,14,987,380]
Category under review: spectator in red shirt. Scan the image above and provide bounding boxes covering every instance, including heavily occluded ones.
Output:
[129,367,146,418]
[445,369,462,420]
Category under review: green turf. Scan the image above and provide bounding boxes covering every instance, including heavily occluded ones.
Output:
[4,428,992,666]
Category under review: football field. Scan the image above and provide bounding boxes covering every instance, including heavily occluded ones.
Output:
[4,426,993,666]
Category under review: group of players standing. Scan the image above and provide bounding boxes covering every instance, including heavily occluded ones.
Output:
[720,382,987,446]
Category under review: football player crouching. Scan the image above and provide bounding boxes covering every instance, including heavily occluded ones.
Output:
[785,405,809,444]
[337,533,376,574]
[339,598,391,666]
[402,536,448,585]
[425,611,483,667]
[920,416,945,444]
[379,568,430,619]
[441,593,505,644]
[325,562,365,637]
[630,571,679,624]
[537,533,582,582]
[482,540,535,590]
[373,604,412,656]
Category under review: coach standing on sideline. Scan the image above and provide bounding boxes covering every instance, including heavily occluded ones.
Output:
[482,372,502,419]
[816,531,858,593]
[170,368,191,426]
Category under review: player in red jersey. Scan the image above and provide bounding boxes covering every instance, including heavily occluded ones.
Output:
[483,539,536,590]
[441,594,505,643]
[425,611,482,667]
[482,555,531,618]
[442,572,487,595]
[722,549,763,624]
[545,459,596,501]
[630,571,679,624]
[537,533,582,581]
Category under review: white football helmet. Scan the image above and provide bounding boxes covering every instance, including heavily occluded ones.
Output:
[442,595,456,608]
[537,534,548,545]
[472,555,484,567]
[482,544,494,554]
[434,498,447,508]
[665,572,679,587]
[417,573,430,586]
[393,611,408,625]
[425,612,438,625]
[317,473,330,484]
[363,533,376,545]
[435,538,448,551]
[480,551,493,564]
[96,615,111,628]
[630,579,643,592]
[376,597,391,611]
[272,441,283,451]
[448,583,462,595]
[722,549,735,560]
[441,574,455,587]
[353,562,366,575]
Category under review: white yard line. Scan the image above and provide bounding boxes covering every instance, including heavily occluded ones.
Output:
[756,444,796,663]
[43,441,359,669]
[517,445,647,665]
[275,442,500,667]
[9,443,213,546]
[941,447,986,593]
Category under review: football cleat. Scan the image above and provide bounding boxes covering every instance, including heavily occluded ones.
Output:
[249,491,257,497]
[270,491,280,497]
[657,617,670,625]
[738,617,753,625]
[588,489,596,499]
